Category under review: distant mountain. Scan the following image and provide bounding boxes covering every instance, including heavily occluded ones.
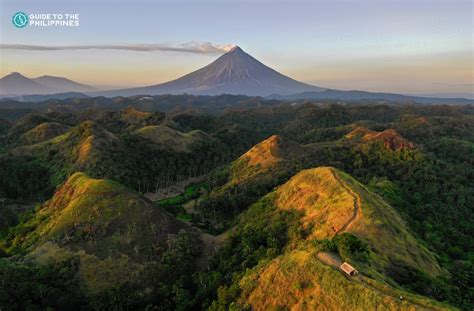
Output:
[0,72,53,96]
[0,72,95,96]
[32,75,96,93]
[3,50,471,105]
[411,92,474,100]
[92,47,472,103]
[95,46,325,97]
[268,89,474,105]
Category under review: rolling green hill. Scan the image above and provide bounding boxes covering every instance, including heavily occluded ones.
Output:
[204,167,449,310]
[345,126,416,151]
[0,114,233,199]
[195,135,305,230]
[1,172,201,306]
[274,167,440,276]
[20,122,71,144]
[134,124,213,153]
[239,249,450,311]
[0,102,472,310]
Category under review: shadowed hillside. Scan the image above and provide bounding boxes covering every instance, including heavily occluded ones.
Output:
[1,103,472,310]
[196,135,306,230]
[134,125,213,152]
[345,126,416,151]
[20,122,71,144]
[0,111,236,199]
[1,173,201,305]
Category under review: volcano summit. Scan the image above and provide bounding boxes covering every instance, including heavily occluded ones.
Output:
[98,46,325,97]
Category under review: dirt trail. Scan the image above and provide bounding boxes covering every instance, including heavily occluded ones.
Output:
[317,251,342,267]
[330,168,362,234]
[316,252,434,310]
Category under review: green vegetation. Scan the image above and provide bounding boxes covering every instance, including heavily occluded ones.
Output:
[156,182,207,222]
[194,170,451,310]
[0,173,202,310]
[194,193,303,309]
[0,257,87,311]
[314,233,370,263]
[1,101,473,310]
[0,112,251,200]
[157,183,206,207]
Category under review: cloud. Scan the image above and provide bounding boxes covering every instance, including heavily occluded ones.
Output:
[0,41,236,55]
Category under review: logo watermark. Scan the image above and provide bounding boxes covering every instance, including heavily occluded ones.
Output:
[12,12,29,28]
[12,12,80,28]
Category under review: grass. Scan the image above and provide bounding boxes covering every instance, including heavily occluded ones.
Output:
[135,125,211,152]
[274,167,441,278]
[237,247,453,311]
[177,212,193,222]
[209,166,451,310]
[1,172,199,297]
[156,182,207,221]
[228,135,303,183]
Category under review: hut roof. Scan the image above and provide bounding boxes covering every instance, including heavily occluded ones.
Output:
[340,262,358,276]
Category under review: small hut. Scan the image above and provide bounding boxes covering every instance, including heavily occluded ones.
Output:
[340,262,358,276]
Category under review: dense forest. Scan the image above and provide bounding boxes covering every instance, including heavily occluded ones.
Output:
[0,96,472,310]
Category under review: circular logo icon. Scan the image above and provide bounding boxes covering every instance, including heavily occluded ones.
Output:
[12,12,29,28]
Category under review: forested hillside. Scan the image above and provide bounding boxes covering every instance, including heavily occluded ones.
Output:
[0,98,472,310]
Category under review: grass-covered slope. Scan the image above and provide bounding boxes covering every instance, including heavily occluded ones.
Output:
[20,122,71,144]
[134,124,213,152]
[0,116,229,199]
[196,135,305,230]
[230,134,305,182]
[204,167,448,310]
[275,167,441,276]
[239,248,450,311]
[0,120,120,198]
[1,172,201,296]
[345,126,416,151]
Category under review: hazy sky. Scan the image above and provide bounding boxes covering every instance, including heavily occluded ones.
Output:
[1,0,473,95]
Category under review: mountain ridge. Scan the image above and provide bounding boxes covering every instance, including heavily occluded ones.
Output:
[32,75,96,93]
[0,72,95,96]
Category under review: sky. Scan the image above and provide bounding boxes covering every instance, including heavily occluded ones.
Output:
[0,0,473,95]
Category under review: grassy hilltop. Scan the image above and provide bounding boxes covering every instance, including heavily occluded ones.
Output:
[1,173,202,308]
[204,167,451,310]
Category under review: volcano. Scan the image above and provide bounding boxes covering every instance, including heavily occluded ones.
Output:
[97,46,324,97]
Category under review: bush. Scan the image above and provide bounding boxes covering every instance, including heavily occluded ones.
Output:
[333,233,370,263]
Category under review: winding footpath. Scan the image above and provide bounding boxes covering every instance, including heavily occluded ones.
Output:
[330,168,362,235]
